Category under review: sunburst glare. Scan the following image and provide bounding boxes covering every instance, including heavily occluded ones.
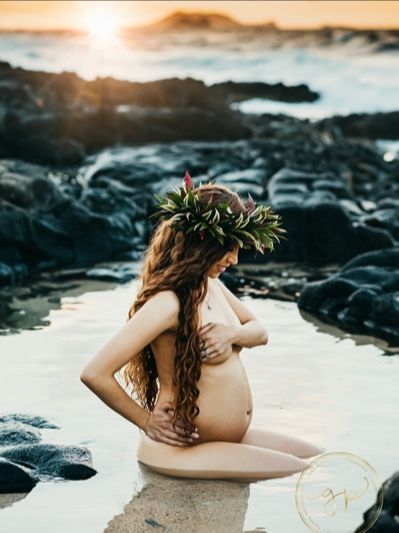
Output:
[85,2,121,41]
[74,0,132,78]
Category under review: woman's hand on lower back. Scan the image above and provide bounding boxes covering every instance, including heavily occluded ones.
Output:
[144,401,199,446]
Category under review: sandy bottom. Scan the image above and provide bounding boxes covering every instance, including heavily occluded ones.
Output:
[104,462,256,533]
[0,493,28,510]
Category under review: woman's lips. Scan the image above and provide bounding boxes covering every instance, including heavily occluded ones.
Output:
[217,265,226,272]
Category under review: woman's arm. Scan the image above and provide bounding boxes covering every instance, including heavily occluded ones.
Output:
[216,278,268,348]
[80,290,180,431]
[229,320,268,349]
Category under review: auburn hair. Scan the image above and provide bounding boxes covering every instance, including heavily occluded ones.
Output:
[122,183,247,436]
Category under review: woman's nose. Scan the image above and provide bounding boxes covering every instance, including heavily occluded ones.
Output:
[227,251,239,265]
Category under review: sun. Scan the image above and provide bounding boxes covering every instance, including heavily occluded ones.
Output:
[85,4,120,41]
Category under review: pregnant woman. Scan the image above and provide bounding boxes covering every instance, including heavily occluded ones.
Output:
[80,172,325,481]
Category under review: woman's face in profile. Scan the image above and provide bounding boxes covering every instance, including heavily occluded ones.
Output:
[207,244,240,278]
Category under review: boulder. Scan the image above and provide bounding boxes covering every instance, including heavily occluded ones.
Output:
[1,444,96,481]
[267,167,395,263]
[355,470,399,532]
[298,247,399,345]
[0,458,37,494]
[0,414,96,493]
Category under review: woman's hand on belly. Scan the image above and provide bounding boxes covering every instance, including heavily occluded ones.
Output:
[144,401,200,447]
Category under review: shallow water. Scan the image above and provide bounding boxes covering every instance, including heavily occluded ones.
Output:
[0,271,398,532]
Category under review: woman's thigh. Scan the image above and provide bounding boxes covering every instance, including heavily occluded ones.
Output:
[137,434,310,482]
[240,425,325,459]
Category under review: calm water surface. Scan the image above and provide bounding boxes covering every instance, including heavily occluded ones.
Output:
[0,272,397,532]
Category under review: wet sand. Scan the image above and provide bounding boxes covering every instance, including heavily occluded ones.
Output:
[105,462,251,533]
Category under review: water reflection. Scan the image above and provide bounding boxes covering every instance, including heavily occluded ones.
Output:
[299,308,399,356]
[105,461,250,533]
[0,263,137,334]
[3,259,396,357]
[0,493,28,510]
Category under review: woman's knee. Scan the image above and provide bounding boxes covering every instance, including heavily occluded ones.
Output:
[241,426,325,458]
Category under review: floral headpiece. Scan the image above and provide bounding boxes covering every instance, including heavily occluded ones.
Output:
[149,171,286,254]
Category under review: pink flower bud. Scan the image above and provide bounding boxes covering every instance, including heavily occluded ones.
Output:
[245,193,255,212]
[184,170,193,190]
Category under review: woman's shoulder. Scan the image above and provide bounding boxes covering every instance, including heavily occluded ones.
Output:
[149,290,180,311]
[128,290,180,337]
[148,291,180,328]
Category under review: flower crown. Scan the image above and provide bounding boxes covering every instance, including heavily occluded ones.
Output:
[149,171,286,254]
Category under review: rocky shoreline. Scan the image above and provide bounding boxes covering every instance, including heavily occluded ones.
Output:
[1,60,398,165]
[0,62,398,345]
[0,414,96,495]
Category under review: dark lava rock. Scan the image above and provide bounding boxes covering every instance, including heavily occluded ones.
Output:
[0,458,37,493]
[0,59,318,112]
[298,248,399,345]
[355,470,399,532]
[0,414,59,429]
[1,61,398,169]
[0,62,258,164]
[0,423,42,446]
[267,167,395,264]
[57,200,135,266]
[321,111,399,141]
[0,414,96,493]
[360,207,399,241]
[342,248,399,270]
[0,159,145,282]
[210,80,319,104]
[1,444,96,481]
[85,264,140,283]
[1,134,399,293]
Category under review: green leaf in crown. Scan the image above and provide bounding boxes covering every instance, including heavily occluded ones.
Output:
[149,171,287,254]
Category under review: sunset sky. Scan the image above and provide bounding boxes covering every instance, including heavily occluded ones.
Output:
[0,1,398,31]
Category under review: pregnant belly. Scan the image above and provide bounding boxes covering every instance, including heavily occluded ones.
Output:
[195,353,253,442]
[159,353,253,444]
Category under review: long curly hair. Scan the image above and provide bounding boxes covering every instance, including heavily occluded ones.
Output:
[122,183,247,437]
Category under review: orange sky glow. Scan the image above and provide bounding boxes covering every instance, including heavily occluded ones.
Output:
[0,1,398,31]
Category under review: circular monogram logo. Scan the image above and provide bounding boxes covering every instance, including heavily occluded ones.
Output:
[295,452,384,533]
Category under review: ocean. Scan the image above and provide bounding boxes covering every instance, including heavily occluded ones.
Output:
[0,28,398,120]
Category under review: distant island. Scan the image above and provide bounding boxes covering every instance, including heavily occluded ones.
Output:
[138,11,277,32]
[129,11,396,33]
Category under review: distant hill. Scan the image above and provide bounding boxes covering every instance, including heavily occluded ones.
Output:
[140,11,276,31]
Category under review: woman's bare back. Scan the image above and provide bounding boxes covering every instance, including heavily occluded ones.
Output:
[136,278,325,481]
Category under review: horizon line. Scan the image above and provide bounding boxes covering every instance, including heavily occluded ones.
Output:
[0,8,398,32]
[1,22,399,33]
